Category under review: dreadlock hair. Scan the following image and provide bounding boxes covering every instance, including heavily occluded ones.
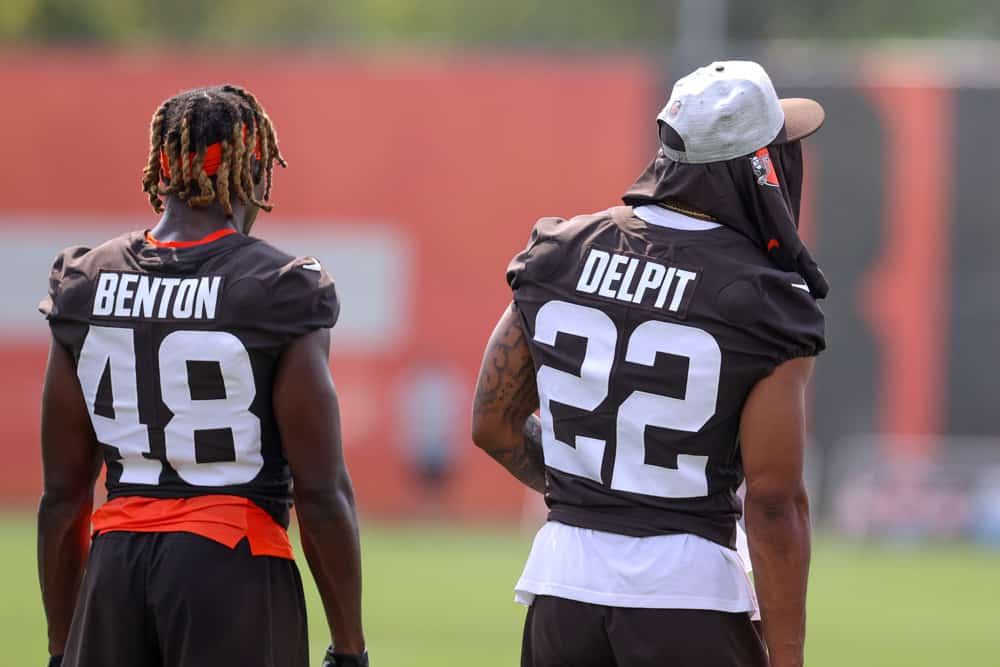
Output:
[141,84,287,217]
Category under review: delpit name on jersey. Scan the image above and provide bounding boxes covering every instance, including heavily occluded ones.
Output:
[576,248,700,316]
[92,271,223,321]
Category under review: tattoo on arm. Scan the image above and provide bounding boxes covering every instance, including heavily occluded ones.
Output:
[473,305,546,493]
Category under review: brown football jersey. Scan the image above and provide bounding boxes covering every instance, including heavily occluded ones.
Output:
[507,206,825,548]
[40,231,339,527]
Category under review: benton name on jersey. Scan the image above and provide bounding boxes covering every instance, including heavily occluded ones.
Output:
[507,206,824,549]
[92,272,223,320]
[40,231,340,527]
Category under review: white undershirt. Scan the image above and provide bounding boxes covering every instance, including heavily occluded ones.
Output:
[514,206,759,617]
[514,521,758,616]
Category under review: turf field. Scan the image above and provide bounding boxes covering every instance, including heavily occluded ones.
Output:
[2,516,997,666]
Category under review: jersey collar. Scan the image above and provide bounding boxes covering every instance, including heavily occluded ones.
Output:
[145,228,239,249]
[633,205,722,231]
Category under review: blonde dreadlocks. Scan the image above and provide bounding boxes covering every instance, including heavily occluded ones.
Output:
[141,85,287,217]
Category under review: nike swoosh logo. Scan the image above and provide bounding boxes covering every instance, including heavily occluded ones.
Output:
[303,261,322,272]
[791,282,810,292]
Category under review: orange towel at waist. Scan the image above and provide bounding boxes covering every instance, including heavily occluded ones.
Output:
[92,495,293,560]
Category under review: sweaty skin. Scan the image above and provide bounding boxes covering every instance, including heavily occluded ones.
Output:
[471,303,546,493]
[740,356,815,667]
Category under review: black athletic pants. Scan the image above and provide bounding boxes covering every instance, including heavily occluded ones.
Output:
[522,595,768,667]
[63,531,309,667]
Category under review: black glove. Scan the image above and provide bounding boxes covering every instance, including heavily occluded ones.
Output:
[48,657,63,667]
[322,646,368,667]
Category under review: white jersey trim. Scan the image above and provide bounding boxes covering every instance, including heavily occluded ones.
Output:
[633,205,723,231]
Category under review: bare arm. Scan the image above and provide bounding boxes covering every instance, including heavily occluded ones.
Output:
[274,329,365,655]
[740,356,816,667]
[471,303,546,493]
[38,337,101,658]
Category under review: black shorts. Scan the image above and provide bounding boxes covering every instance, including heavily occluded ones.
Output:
[522,595,768,667]
[63,531,309,667]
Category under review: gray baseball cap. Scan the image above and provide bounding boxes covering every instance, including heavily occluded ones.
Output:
[657,60,825,164]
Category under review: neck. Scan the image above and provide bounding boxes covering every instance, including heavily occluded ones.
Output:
[150,196,245,242]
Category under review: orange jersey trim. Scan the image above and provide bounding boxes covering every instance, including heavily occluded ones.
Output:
[145,228,237,248]
[92,495,293,560]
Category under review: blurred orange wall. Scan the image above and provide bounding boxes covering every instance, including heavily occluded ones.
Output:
[0,50,657,517]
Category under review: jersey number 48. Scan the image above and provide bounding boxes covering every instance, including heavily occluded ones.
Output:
[77,325,264,487]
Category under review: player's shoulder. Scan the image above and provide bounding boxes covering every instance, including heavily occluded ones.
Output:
[228,235,303,270]
[40,232,140,320]
[528,209,615,241]
[712,251,826,359]
[230,236,335,293]
[51,231,140,275]
[222,237,340,332]
[507,208,620,288]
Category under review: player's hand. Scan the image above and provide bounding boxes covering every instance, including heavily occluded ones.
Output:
[322,646,369,667]
[47,656,63,667]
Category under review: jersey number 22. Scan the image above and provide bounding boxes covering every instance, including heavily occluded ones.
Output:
[534,300,721,499]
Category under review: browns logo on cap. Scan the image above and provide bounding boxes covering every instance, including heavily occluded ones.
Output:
[751,148,780,187]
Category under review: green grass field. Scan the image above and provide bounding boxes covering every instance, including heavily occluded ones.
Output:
[2,515,998,665]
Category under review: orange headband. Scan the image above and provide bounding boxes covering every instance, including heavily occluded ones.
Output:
[159,124,261,181]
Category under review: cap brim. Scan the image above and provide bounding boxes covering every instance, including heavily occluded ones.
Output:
[775,98,825,143]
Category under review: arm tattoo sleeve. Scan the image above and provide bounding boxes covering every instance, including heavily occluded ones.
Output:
[473,306,546,493]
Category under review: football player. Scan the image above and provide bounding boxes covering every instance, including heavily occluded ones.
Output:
[473,61,827,667]
[38,85,367,667]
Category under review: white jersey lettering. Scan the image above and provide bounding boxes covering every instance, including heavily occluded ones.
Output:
[575,248,699,314]
[91,271,223,320]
